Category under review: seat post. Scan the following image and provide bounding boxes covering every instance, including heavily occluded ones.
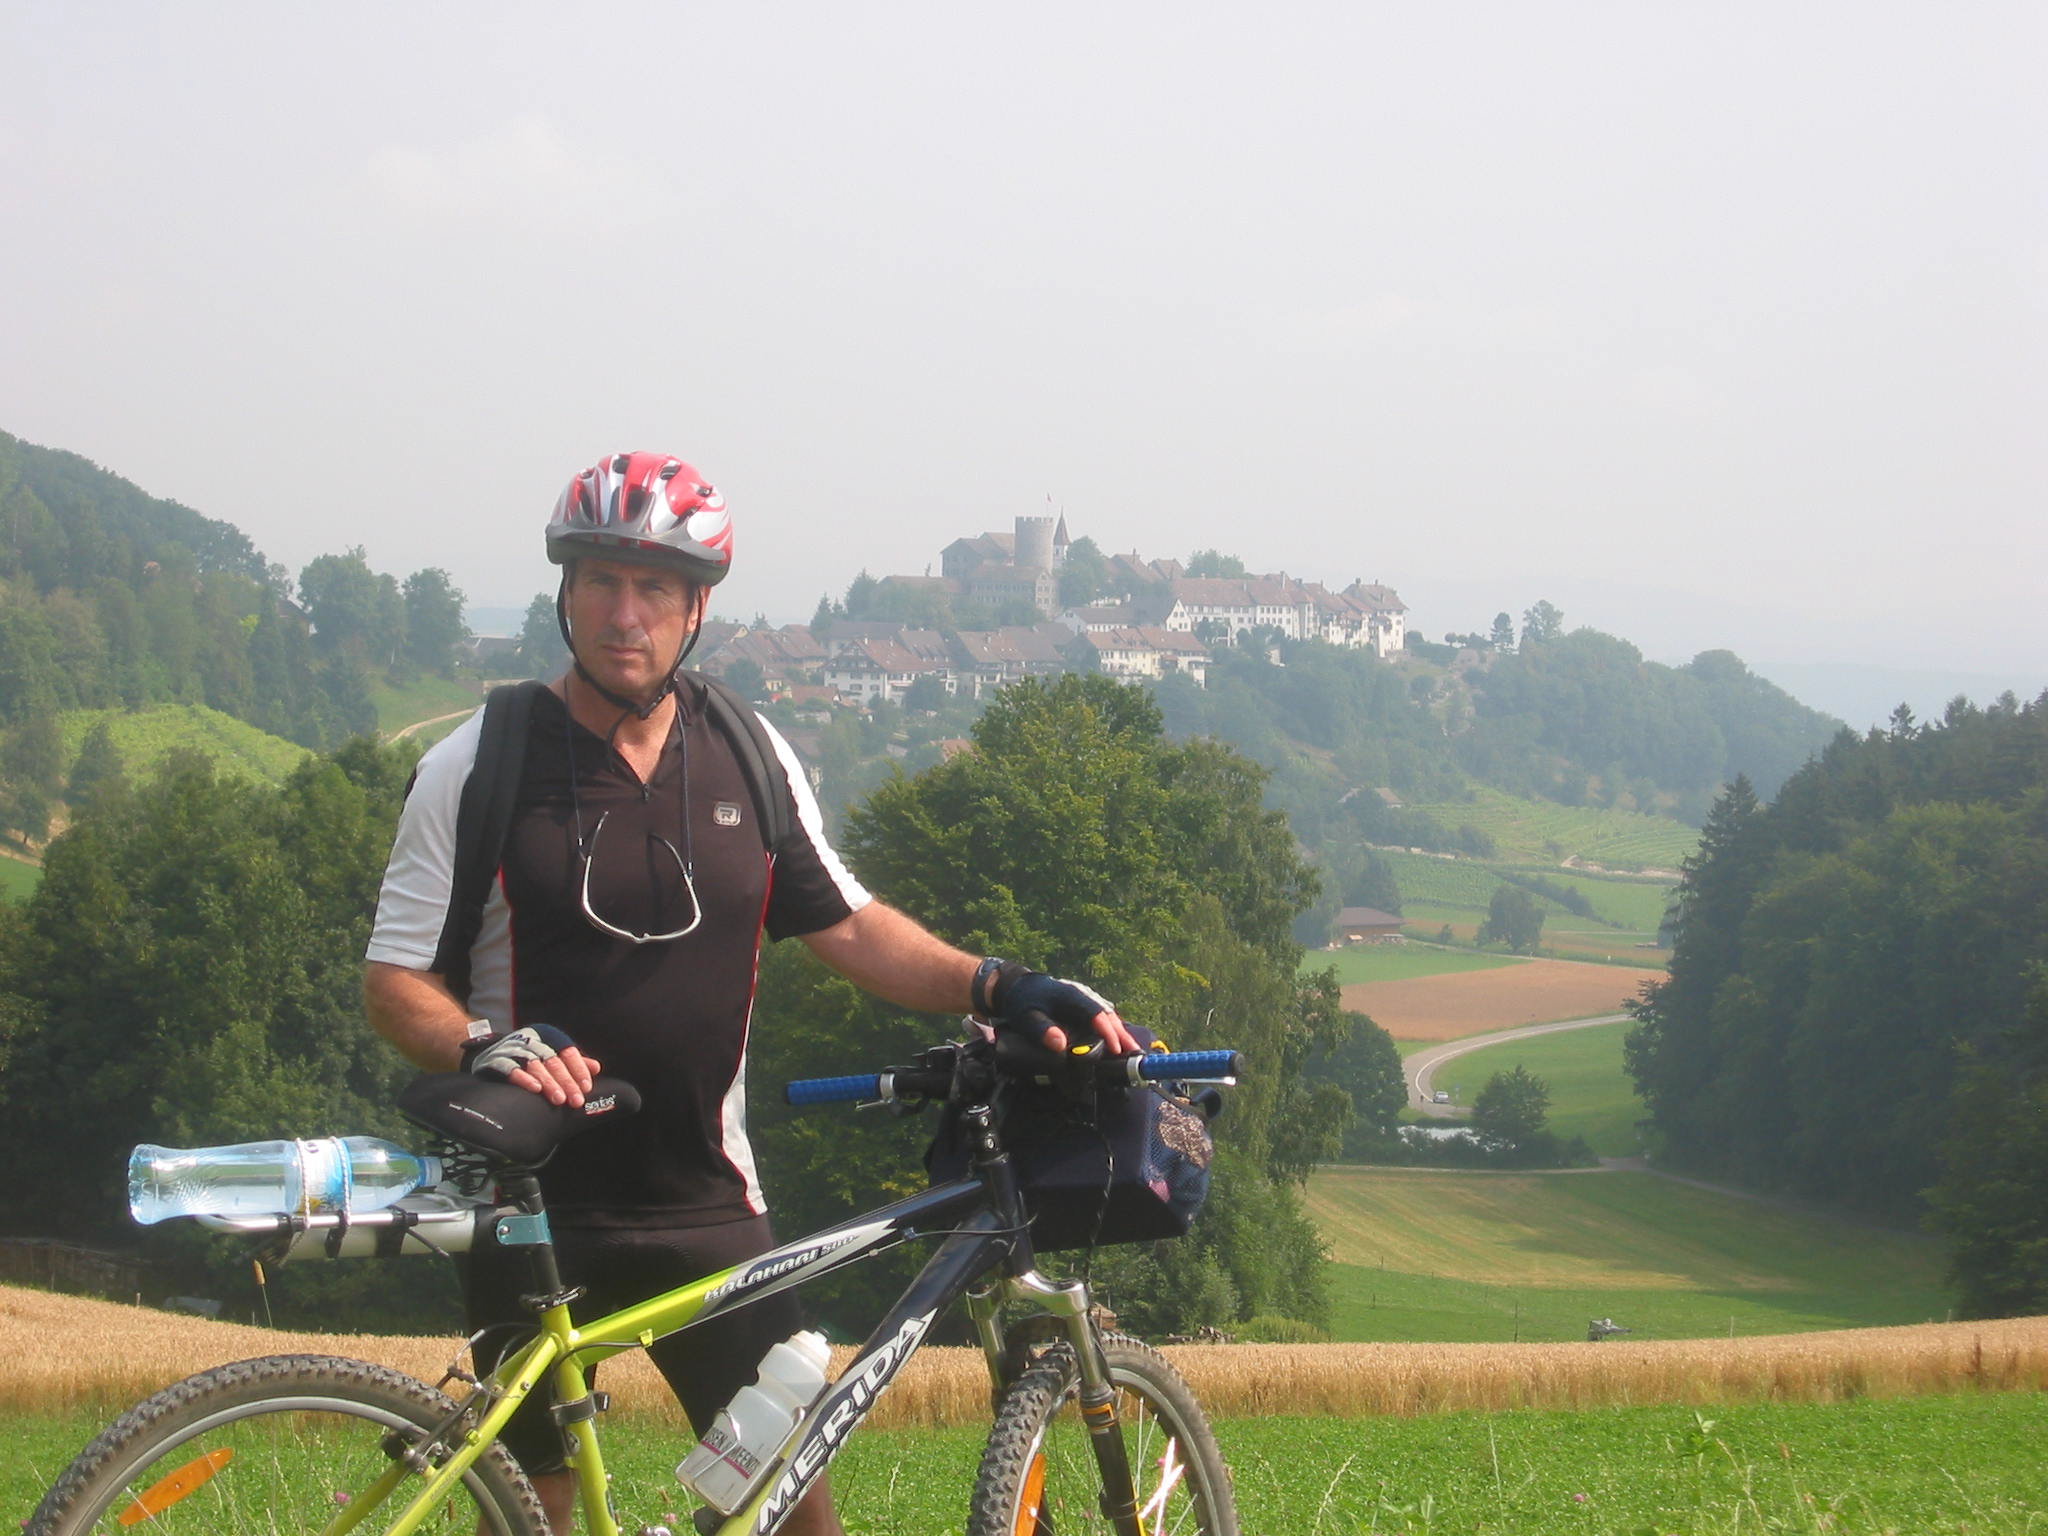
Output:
[490,1170,578,1312]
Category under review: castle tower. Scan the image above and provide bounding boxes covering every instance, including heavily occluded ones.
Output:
[1014,514,1055,572]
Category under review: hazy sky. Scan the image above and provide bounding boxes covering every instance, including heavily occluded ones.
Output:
[4,3,2041,716]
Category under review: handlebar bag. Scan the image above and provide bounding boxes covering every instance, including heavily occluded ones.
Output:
[925,1063,1215,1252]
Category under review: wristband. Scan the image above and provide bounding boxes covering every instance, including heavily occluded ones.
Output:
[971,957,1005,1016]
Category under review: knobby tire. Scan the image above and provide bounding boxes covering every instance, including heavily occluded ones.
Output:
[968,1334,1239,1536]
[26,1353,544,1536]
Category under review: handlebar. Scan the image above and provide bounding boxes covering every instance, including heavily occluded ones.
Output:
[785,1046,1243,1107]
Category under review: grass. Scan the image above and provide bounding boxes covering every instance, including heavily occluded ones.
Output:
[1376,851,1675,966]
[1429,1021,1644,1157]
[58,705,310,787]
[367,674,479,737]
[1307,1168,1947,1342]
[1405,785,1701,870]
[1306,945,1519,985]
[0,853,39,901]
[10,1395,2045,1535]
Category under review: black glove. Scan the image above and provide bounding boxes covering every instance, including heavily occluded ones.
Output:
[462,1023,577,1081]
[979,959,1115,1048]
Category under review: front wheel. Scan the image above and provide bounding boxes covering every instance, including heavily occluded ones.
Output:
[26,1353,544,1536]
[969,1334,1239,1536]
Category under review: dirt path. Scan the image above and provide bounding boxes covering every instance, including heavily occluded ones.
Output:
[389,706,477,741]
[1405,1013,1630,1113]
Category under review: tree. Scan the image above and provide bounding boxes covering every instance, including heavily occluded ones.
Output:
[902,673,949,712]
[1489,612,1515,651]
[1476,885,1543,952]
[298,548,384,661]
[1473,1065,1550,1146]
[1930,973,2048,1317]
[1185,550,1247,579]
[64,719,129,816]
[746,674,1341,1336]
[1520,600,1565,645]
[400,568,468,676]
[722,658,769,700]
[0,744,417,1251]
[516,593,567,679]
[1057,536,1111,609]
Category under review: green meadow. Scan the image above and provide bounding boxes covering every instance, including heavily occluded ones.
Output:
[1308,1167,1947,1344]
[12,1394,2042,1535]
[1438,1019,1645,1156]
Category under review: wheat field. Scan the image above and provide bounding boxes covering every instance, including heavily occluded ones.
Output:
[6,1285,2044,1430]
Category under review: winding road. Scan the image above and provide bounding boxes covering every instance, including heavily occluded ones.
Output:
[1406,1013,1630,1116]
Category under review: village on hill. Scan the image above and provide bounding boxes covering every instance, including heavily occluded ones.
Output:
[690,510,1408,707]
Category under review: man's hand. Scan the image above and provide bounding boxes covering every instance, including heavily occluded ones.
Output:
[463,1024,602,1107]
[987,964,1141,1056]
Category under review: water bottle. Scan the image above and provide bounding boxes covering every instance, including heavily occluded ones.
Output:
[676,1330,831,1513]
[128,1137,445,1226]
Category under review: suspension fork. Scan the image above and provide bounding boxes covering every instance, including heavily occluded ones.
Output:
[959,1100,1147,1534]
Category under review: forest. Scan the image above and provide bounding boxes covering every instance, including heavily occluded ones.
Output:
[1624,696,2048,1314]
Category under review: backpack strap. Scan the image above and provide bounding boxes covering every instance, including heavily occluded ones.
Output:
[433,679,544,1005]
[692,672,794,853]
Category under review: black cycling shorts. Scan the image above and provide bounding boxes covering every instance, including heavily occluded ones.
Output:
[460,1215,804,1477]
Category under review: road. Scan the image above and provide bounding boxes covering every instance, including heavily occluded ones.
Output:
[1405,1013,1630,1116]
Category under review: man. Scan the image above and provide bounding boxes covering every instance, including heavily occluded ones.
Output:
[365,451,1132,1535]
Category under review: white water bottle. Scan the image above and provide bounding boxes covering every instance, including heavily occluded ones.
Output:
[128,1137,445,1226]
[676,1330,831,1513]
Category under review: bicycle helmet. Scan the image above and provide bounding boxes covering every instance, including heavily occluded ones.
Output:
[546,451,733,586]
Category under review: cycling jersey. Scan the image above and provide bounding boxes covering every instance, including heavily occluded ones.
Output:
[368,678,870,1226]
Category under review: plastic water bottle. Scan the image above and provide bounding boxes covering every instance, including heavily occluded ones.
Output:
[676,1330,831,1513]
[128,1137,445,1226]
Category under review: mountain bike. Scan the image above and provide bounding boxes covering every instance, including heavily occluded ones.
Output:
[27,1030,1244,1536]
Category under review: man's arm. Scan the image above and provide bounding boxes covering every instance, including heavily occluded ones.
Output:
[797,901,1139,1054]
[363,960,599,1106]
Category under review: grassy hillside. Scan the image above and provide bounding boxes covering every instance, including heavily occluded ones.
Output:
[1307,1166,1947,1343]
[367,674,479,736]
[1433,1019,1644,1155]
[0,856,38,901]
[58,705,310,787]
[1405,784,1699,870]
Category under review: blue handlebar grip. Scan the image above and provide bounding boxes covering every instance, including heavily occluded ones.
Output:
[1138,1049,1243,1081]
[785,1073,882,1106]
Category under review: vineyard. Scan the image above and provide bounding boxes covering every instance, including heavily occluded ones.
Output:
[57,705,311,787]
[1404,785,1700,870]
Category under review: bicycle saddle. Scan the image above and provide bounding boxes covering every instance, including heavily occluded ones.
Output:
[398,1072,641,1166]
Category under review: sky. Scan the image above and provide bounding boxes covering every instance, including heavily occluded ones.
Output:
[3,3,2042,726]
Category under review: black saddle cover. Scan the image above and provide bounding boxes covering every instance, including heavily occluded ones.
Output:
[398,1073,641,1166]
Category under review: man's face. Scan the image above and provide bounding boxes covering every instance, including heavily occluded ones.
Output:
[564,557,703,704]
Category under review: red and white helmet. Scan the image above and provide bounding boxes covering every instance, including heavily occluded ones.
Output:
[546,452,733,586]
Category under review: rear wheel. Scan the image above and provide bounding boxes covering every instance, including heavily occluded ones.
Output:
[27,1353,543,1536]
[969,1335,1238,1535]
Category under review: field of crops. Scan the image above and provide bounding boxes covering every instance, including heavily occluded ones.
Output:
[1429,1020,1643,1155]
[1341,959,1649,1040]
[1307,944,1517,985]
[57,705,309,787]
[1405,785,1700,870]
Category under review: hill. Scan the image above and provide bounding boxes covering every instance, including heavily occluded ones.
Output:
[59,705,311,787]
[1306,1165,1948,1343]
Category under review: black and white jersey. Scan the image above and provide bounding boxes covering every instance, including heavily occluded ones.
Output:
[368,680,869,1227]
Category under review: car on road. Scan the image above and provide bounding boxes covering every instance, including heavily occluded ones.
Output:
[1431,1090,1451,1103]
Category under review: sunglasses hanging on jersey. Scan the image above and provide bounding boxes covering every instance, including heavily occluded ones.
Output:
[566,702,704,944]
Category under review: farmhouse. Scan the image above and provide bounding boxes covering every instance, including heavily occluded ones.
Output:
[1335,906,1406,944]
